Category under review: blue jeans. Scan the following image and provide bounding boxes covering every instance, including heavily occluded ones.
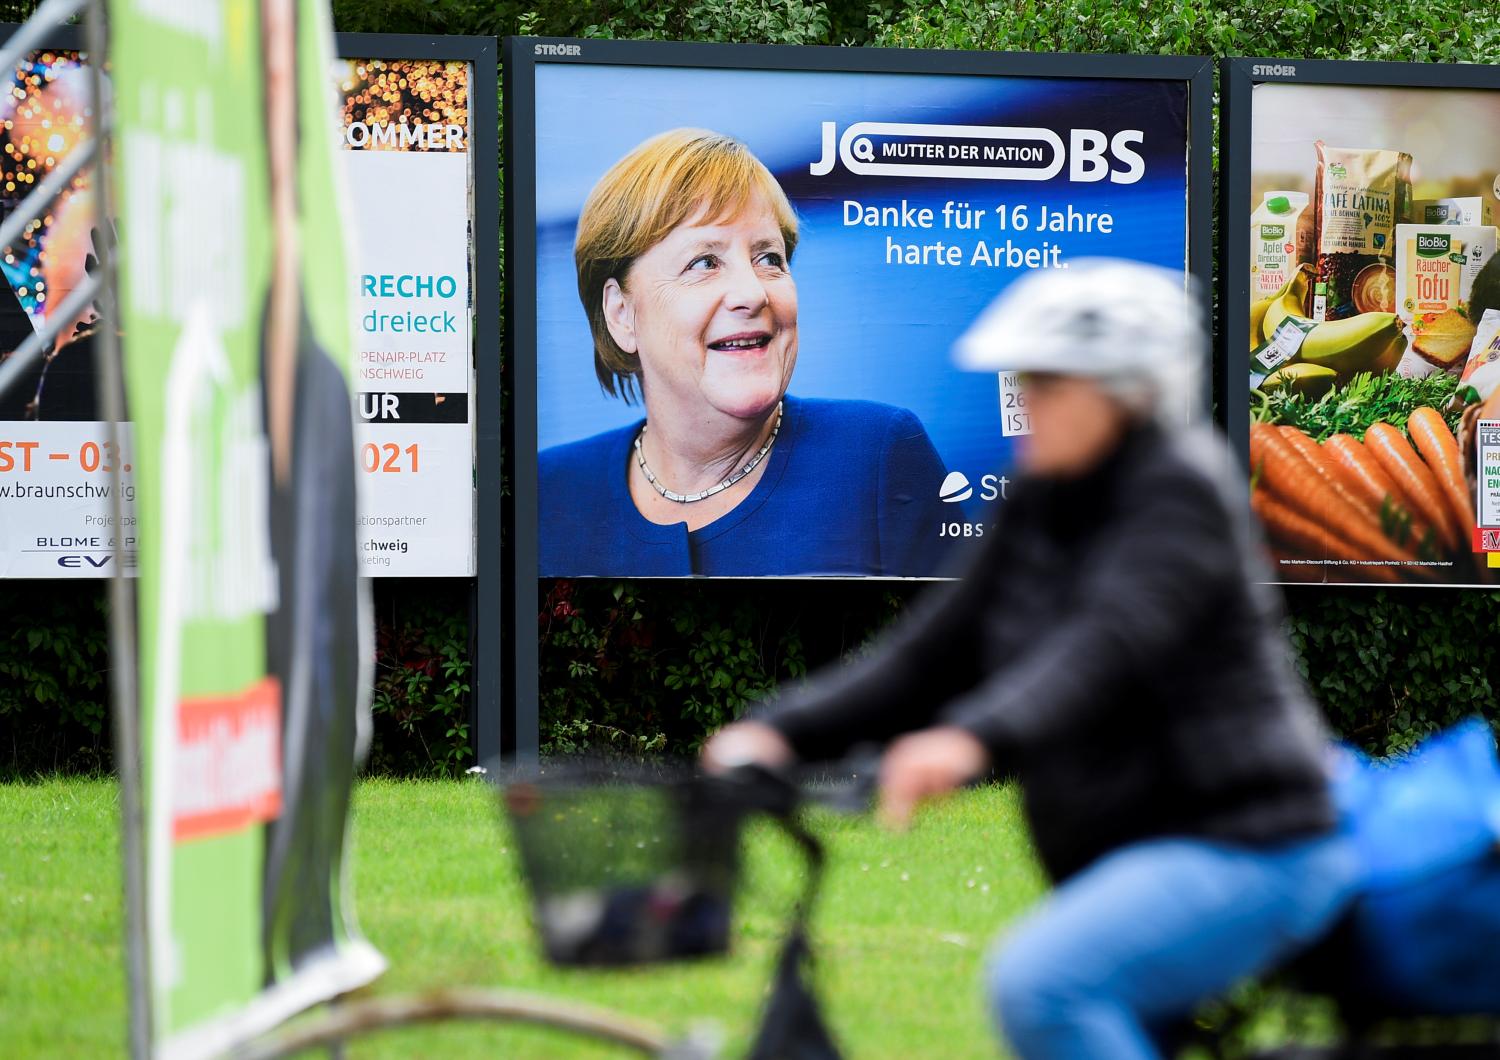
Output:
[987,835,1360,1060]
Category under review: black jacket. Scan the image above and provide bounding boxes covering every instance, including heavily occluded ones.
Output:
[760,423,1336,881]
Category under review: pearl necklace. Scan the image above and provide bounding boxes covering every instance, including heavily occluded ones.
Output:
[634,402,783,503]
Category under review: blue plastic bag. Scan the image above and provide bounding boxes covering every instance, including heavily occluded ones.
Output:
[1330,718,1500,1013]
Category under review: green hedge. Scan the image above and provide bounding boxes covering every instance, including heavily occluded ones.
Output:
[3,577,1496,775]
[1284,587,1500,755]
[0,583,111,774]
[331,0,1500,60]
[3,0,1500,775]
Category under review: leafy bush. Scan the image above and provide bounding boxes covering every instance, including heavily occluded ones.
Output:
[539,578,910,756]
[0,581,483,778]
[1283,587,1500,755]
[367,583,475,775]
[866,0,1500,60]
[0,583,110,776]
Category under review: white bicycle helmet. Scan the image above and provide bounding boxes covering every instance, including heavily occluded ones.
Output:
[952,258,1204,425]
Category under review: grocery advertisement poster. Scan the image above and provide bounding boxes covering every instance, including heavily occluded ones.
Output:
[1244,80,1500,585]
[0,52,477,578]
[532,59,1194,578]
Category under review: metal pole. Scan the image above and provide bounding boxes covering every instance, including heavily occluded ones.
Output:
[468,41,502,765]
[229,987,682,1059]
[84,1,151,1057]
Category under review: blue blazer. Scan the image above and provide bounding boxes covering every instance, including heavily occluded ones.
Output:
[539,395,954,577]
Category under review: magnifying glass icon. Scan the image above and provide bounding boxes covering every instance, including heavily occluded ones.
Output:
[851,137,875,162]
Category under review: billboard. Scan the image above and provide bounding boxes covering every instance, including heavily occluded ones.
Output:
[337,56,477,576]
[1223,58,1500,587]
[0,46,484,578]
[110,0,383,1054]
[0,47,124,574]
[508,39,1212,580]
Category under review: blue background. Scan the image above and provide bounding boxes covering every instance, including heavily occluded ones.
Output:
[534,64,1189,518]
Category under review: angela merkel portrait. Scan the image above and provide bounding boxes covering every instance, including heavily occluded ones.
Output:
[539,128,951,577]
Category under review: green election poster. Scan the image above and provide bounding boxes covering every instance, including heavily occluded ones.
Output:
[109,0,382,1055]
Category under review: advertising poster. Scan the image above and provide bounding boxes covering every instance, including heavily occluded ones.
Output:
[529,57,1195,578]
[0,52,478,578]
[111,0,383,1054]
[0,48,130,576]
[1241,76,1500,584]
[338,57,476,576]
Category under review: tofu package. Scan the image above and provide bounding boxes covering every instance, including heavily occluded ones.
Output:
[1394,224,1498,378]
[1410,197,1493,227]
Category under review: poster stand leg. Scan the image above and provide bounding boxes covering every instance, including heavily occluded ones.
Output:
[467,34,505,765]
[228,988,707,1059]
[84,1,151,1056]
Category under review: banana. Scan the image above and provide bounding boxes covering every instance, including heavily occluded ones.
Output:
[1260,264,1315,342]
[1249,295,1274,351]
[1293,312,1406,381]
[1261,363,1337,396]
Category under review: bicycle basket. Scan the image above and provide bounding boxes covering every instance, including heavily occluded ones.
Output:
[503,763,748,966]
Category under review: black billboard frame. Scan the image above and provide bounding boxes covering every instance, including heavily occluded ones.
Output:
[336,33,505,773]
[504,35,1215,761]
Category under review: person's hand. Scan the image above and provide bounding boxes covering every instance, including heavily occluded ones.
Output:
[701,721,795,774]
[878,726,990,831]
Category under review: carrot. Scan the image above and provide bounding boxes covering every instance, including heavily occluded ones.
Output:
[1323,434,1402,507]
[1279,426,1441,572]
[1408,407,1475,538]
[1363,422,1459,552]
[1278,426,1380,529]
[1251,490,1400,583]
[1250,422,1418,564]
[1322,433,1435,551]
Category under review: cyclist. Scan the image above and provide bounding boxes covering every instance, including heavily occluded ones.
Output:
[703,260,1359,1059]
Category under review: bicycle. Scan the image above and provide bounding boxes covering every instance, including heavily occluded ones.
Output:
[241,753,1500,1060]
[501,758,1500,1060]
[236,758,865,1059]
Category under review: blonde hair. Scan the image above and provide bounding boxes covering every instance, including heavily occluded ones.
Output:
[574,128,799,401]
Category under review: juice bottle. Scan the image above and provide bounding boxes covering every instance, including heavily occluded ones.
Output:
[1251,191,1313,299]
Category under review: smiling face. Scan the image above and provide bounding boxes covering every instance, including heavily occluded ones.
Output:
[601,195,798,424]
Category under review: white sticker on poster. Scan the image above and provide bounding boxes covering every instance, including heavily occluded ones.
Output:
[998,373,1032,437]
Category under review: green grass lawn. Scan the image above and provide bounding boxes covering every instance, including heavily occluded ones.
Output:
[0,777,1048,1058]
